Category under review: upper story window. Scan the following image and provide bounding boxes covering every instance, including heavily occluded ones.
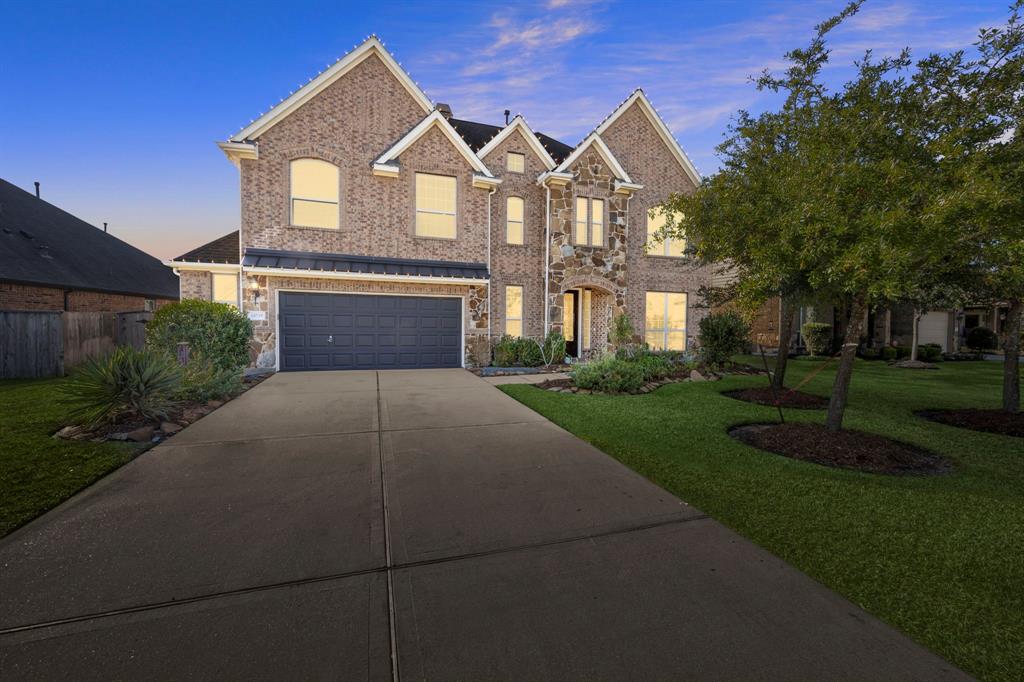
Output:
[647,209,686,257]
[506,196,524,245]
[290,159,339,229]
[415,172,457,239]
[212,272,239,308]
[506,152,525,173]
[574,197,604,247]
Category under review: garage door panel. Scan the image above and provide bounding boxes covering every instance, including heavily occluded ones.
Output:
[279,292,462,371]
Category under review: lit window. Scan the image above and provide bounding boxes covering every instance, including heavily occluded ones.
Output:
[506,196,524,245]
[290,159,339,229]
[505,285,523,337]
[647,209,686,257]
[507,152,525,173]
[563,292,575,342]
[212,273,239,308]
[645,291,687,350]
[415,173,457,238]
[574,197,604,246]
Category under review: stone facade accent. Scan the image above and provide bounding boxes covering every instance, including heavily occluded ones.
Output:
[0,282,173,312]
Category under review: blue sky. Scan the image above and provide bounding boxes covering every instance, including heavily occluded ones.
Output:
[0,0,1006,260]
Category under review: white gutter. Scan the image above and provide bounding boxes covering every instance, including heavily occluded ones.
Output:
[543,183,551,336]
[163,261,242,274]
[242,266,488,287]
[486,185,496,341]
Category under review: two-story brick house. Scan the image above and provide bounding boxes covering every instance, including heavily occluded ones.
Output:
[168,36,710,370]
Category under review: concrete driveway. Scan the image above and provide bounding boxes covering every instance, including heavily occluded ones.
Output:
[0,369,966,680]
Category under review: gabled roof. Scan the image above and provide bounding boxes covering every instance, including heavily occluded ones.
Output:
[172,231,239,264]
[373,110,497,180]
[476,115,557,170]
[227,36,432,144]
[554,133,633,182]
[594,89,702,186]
[0,178,179,300]
[449,117,573,164]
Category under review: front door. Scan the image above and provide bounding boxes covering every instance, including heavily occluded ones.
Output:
[563,291,579,357]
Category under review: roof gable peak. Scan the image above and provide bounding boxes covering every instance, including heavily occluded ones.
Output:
[554,133,632,183]
[373,110,496,180]
[476,116,557,170]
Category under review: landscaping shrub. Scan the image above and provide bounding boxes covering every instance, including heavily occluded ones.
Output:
[801,322,833,356]
[62,347,181,427]
[541,332,566,365]
[147,300,253,370]
[571,356,645,393]
[636,354,674,381]
[515,337,544,367]
[881,346,898,361]
[859,347,881,360]
[698,311,750,368]
[966,326,998,351]
[178,355,243,402]
[610,314,636,353]
[895,345,913,359]
[492,335,518,366]
[917,343,943,362]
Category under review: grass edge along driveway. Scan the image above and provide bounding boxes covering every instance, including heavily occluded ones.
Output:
[0,378,144,537]
[501,359,1023,682]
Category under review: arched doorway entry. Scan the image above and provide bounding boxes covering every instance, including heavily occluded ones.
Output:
[556,277,622,359]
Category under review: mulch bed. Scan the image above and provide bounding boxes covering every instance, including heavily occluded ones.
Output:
[722,387,829,410]
[916,409,1024,438]
[729,422,952,475]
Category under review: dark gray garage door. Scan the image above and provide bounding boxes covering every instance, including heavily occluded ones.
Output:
[279,292,462,371]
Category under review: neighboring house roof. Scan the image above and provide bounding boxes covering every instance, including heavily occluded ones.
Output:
[0,178,179,300]
[373,110,498,185]
[475,116,557,171]
[593,89,702,186]
[242,248,489,281]
[172,231,240,264]
[450,117,572,165]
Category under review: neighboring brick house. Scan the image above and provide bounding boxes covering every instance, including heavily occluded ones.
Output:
[169,36,710,370]
[0,178,178,313]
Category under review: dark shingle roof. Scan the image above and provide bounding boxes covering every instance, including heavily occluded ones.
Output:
[0,178,179,300]
[173,231,240,264]
[448,117,573,164]
[243,248,488,280]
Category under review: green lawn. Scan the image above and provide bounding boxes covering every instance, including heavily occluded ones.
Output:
[0,378,144,537]
[501,359,1023,682]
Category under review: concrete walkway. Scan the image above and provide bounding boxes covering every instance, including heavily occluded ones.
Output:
[0,369,967,680]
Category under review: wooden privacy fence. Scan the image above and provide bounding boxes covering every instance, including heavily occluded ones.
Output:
[0,310,153,379]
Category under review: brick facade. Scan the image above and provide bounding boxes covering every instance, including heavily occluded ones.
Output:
[0,282,173,312]
[179,41,712,368]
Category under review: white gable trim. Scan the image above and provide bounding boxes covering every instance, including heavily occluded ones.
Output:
[554,133,633,183]
[373,110,495,178]
[476,116,556,171]
[595,89,702,186]
[229,36,432,142]
[217,141,258,168]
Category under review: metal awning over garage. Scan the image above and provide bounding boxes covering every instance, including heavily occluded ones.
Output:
[242,248,488,281]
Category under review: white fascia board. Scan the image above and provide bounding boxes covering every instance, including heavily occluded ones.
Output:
[537,171,573,186]
[554,134,632,183]
[613,180,644,195]
[230,36,432,142]
[244,265,487,286]
[594,89,702,186]
[472,174,502,189]
[374,110,495,178]
[217,141,258,168]
[165,261,242,273]
[476,116,556,170]
[372,162,400,178]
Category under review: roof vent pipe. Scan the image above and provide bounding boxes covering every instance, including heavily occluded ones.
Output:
[436,103,453,119]
[34,181,40,198]
[103,222,108,233]
[504,109,511,125]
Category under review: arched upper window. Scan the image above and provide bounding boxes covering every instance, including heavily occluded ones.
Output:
[506,196,524,245]
[290,159,339,229]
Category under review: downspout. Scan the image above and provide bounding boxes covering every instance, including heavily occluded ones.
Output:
[487,186,495,342]
[543,183,551,336]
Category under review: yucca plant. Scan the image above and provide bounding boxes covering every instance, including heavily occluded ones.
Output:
[62,347,182,427]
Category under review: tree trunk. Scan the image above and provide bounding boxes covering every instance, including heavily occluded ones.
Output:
[910,308,921,362]
[825,295,868,432]
[1003,298,1022,413]
[772,296,796,391]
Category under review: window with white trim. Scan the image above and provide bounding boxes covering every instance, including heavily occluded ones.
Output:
[505,285,523,337]
[646,209,686,257]
[574,196,604,247]
[507,152,525,173]
[506,196,524,245]
[212,273,239,308]
[290,159,339,229]
[415,173,457,238]
[645,291,687,350]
